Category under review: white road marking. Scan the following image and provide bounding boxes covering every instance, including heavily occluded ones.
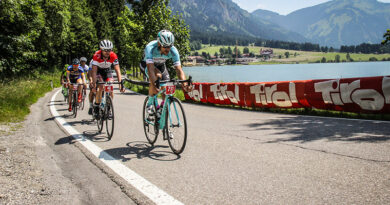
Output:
[49,89,183,205]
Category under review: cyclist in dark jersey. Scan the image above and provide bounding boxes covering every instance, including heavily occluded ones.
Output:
[66,58,86,112]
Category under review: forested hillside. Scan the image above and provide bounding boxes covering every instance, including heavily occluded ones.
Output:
[0,0,190,80]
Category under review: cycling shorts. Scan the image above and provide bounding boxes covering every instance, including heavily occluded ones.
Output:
[97,68,113,82]
[140,61,170,81]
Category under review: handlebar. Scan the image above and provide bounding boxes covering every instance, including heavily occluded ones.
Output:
[155,76,192,89]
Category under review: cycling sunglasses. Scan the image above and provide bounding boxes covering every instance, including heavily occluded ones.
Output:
[162,45,172,49]
[102,49,112,52]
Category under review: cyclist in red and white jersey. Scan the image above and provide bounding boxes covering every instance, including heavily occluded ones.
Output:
[91,40,125,115]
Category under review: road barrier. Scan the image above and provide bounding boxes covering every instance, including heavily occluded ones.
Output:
[184,76,390,114]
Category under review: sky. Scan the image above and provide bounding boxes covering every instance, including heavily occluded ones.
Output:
[231,0,390,15]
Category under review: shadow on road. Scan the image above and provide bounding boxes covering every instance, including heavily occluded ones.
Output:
[101,141,180,162]
[55,136,75,145]
[244,116,390,144]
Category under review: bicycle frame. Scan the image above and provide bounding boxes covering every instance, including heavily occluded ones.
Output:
[147,85,180,130]
[146,77,191,130]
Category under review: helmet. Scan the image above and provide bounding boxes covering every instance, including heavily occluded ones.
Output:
[80,57,87,62]
[72,58,80,65]
[157,30,174,47]
[99,39,113,50]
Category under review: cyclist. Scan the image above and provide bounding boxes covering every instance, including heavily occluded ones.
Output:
[60,66,68,98]
[67,58,87,112]
[140,30,192,112]
[91,40,125,114]
[79,57,90,101]
[88,58,95,115]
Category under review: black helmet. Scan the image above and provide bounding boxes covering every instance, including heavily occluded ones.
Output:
[72,58,80,65]
[80,57,87,62]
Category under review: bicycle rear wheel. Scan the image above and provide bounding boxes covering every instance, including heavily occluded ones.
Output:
[72,91,78,118]
[80,89,85,110]
[142,96,158,145]
[165,97,187,155]
[105,96,114,140]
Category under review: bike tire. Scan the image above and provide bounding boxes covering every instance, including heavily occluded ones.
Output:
[72,91,78,118]
[80,88,86,110]
[97,109,104,133]
[142,96,158,145]
[105,96,114,140]
[165,97,187,155]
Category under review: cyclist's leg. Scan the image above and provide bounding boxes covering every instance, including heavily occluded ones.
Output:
[105,70,114,100]
[95,69,105,104]
[68,79,77,111]
[77,78,83,102]
[157,64,170,101]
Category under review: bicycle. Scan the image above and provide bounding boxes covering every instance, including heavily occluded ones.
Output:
[69,83,80,118]
[142,76,192,155]
[78,85,87,110]
[61,84,69,103]
[92,80,123,140]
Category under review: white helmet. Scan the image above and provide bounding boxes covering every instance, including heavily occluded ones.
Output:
[157,30,174,47]
[99,39,113,50]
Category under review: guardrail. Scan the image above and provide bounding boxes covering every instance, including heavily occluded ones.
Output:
[184,76,390,114]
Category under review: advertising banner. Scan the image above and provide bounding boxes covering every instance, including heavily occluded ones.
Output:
[185,76,390,113]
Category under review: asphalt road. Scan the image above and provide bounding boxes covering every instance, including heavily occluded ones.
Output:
[50,87,390,204]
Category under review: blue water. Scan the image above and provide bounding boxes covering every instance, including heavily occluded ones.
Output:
[183,62,390,83]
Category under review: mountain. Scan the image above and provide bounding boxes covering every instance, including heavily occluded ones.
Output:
[168,0,307,43]
[252,0,390,47]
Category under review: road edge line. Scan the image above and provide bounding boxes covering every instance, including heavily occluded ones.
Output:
[49,89,183,205]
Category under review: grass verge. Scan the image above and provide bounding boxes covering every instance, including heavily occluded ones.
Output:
[0,72,61,124]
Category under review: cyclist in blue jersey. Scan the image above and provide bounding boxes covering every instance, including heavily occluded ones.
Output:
[140,30,192,112]
[66,58,87,112]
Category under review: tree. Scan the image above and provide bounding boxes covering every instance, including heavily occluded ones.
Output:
[382,29,390,45]
[321,57,326,63]
[69,0,98,60]
[227,47,232,55]
[285,52,290,58]
[335,54,340,62]
[346,53,351,61]
[243,47,249,54]
[0,0,46,78]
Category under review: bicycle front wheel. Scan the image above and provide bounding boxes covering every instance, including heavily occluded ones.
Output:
[72,92,78,118]
[142,96,158,145]
[165,97,187,155]
[105,96,114,140]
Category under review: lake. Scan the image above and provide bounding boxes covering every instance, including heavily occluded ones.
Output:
[183,61,390,83]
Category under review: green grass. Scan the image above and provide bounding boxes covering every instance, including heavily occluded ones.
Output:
[0,72,61,123]
[194,44,390,64]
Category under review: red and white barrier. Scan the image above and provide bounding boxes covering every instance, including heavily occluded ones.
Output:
[184,76,390,114]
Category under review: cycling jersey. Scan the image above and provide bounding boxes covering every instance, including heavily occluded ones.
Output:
[67,65,84,83]
[80,64,90,72]
[143,40,181,66]
[92,50,119,69]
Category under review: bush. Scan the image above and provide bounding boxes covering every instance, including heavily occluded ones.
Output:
[369,57,378,61]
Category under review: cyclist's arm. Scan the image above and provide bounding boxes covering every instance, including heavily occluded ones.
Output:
[147,63,158,84]
[91,65,97,86]
[174,65,186,81]
[81,72,87,84]
[60,72,64,84]
[113,64,124,92]
[66,71,70,83]
[174,64,192,92]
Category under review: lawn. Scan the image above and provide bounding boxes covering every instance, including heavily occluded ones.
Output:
[194,44,390,64]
